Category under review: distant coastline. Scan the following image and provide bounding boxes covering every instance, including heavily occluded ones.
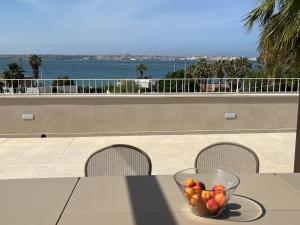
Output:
[0,54,257,62]
[0,55,258,80]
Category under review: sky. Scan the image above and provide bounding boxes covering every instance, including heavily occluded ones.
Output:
[0,0,259,56]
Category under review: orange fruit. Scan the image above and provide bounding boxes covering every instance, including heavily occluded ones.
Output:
[201,190,212,201]
[214,193,226,206]
[185,187,195,197]
[190,194,201,205]
[184,178,195,187]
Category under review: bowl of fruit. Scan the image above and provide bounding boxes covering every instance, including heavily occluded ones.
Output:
[174,168,240,218]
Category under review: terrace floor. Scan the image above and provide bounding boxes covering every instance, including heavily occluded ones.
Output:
[0,132,296,179]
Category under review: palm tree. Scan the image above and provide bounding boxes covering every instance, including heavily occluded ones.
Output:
[244,0,300,77]
[187,58,214,92]
[245,0,300,172]
[135,64,148,79]
[3,63,24,80]
[187,58,211,78]
[234,58,252,78]
[29,55,42,79]
[2,63,25,89]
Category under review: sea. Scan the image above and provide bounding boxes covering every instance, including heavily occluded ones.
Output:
[0,59,195,79]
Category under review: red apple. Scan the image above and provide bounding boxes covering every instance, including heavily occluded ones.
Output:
[206,199,219,212]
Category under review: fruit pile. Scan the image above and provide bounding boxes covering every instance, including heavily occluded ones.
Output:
[183,178,226,216]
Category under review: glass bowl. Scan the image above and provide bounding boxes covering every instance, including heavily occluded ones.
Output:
[174,168,240,218]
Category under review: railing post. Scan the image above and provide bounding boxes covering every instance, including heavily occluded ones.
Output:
[12,79,14,94]
[279,79,281,93]
[24,79,27,94]
[294,94,300,172]
[138,80,141,94]
[51,80,53,94]
[131,80,134,94]
[249,79,251,93]
[201,79,203,93]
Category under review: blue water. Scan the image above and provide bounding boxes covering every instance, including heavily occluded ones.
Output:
[0,59,194,79]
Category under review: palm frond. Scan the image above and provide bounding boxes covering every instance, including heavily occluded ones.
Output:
[245,0,300,77]
[244,0,277,32]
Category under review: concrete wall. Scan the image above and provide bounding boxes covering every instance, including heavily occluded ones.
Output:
[0,95,298,137]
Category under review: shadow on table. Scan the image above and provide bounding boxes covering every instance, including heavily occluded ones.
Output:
[218,194,266,222]
[125,176,178,225]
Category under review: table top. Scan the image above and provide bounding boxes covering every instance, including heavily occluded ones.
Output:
[1,174,300,225]
[276,173,300,194]
[58,174,300,225]
[0,177,79,225]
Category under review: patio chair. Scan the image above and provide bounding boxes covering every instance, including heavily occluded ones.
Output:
[85,144,152,176]
[195,142,259,174]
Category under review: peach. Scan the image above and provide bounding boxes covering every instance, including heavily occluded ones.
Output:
[206,199,219,212]
[184,178,195,187]
[214,193,226,206]
[185,187,195,197]
[193,185,202,194]
[201,190,212,201]
[212,184,225,196]
[190,194,201,205]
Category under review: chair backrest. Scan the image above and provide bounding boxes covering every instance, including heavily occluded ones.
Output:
[195,142,259,174]
[85,144,152,176]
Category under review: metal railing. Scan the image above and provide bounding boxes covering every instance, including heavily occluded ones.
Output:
[0,78,299,95]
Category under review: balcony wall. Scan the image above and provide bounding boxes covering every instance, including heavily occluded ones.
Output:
[0,95,298,137]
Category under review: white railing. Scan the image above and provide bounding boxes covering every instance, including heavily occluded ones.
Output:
[0,78,299,95]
